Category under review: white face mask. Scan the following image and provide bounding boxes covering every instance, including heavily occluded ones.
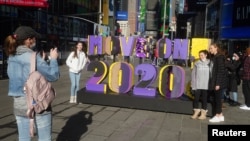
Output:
[31,42,36,50]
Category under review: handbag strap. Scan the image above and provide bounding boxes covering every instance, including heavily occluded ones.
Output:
[30,52,36,73]
[28,52,37,137]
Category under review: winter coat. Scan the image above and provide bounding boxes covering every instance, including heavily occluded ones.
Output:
[209,54,227,90]
[191,59,210,90]
[225,59,241,92]
[66,51,87,73]
[7,45,59,116]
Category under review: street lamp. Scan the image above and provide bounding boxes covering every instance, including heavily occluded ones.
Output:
[99,0,102,24]
[99,13,104,24]
[169,19,176,40]
[162,0,167,38]
[186,22,191,39]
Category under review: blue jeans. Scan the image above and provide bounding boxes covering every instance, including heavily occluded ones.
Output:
[69,72,81,96]
[16,114,52,141]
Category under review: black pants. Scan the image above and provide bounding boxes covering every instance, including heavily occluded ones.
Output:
[193,90,208,110]
[242,80,250,107]
[212,89,223,115]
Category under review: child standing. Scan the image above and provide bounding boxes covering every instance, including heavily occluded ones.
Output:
[191,50,210,120]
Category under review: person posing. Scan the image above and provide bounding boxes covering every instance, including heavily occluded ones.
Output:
[4,26,59,141]
[191,50,210,120]
[240,47,250,110]
[209,43,227,123]
[225,53,241,106]
[66,41,87,103]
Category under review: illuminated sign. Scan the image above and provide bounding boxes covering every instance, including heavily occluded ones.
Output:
[0,0,48,8]
[116,11,128,20]
[232,0,250,27]
[221,0,250,39]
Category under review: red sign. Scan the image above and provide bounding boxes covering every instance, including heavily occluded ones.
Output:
[0,0,49,8]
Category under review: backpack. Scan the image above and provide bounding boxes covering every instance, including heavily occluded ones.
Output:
[25,52,56,116]
[24,52,56,136]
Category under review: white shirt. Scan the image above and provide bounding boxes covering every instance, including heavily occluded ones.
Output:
[66,51,87,73]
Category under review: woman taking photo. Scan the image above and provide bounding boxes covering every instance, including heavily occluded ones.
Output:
[4,26,59,140]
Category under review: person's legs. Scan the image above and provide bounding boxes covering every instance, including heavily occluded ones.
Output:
[35,113,52,141]
[69,72,76,96]
[242,80,248,105]
[245,81,250,107]
[16,115,31,141]
[221,88,227,108]
[193,90,200,109]
[69,72,76,103]
[214,89,223,114]
[197,90,208,120]
[75,73,81,95]
[241,80,250,108]
[74,73,81,103]
[209,89,224,122]
[201,90,208,110]
[191,90,201,119]
[229,91,239,106]
[231,91,238,101]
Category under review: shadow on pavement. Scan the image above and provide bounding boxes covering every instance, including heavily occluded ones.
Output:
[56,111,93,141]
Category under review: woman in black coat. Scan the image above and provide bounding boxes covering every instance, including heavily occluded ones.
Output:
[225,53,241,106]
[209,43,227,123]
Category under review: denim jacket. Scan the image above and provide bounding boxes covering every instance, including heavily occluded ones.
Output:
[7,45,60,115]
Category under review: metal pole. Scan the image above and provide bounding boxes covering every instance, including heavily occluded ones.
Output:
[162,0,167,38]
[64,15,99,24]
[99,0,102,24]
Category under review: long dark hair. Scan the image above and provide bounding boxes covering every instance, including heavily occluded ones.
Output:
[72,41,86,58]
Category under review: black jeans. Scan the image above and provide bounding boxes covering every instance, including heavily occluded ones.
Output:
[242,80,250,107]
[193,90,208,110]
[212,89,223,115]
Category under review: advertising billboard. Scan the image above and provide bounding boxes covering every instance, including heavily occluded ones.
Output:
[0,0,48,8]
[220,0,250,39]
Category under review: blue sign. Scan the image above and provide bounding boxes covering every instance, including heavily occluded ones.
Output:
[220,0,250,39]
[116,11,128,20]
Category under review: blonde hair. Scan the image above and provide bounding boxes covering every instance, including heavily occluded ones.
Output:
[246,47,250,55]
[4,35,17,56]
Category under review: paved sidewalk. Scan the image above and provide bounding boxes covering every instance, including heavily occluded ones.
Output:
[1,58,250,141]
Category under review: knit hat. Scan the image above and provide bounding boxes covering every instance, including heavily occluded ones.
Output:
[13,26,41,41]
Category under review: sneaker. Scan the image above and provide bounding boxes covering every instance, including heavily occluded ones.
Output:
[219,116,224,122]
[239,105,250,110]
[69,96,74,103]
[209,116,224,123]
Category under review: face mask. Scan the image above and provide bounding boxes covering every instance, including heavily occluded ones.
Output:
[31,42,36,50]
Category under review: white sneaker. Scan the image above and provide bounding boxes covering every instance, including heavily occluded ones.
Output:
[219,116,224,122]
[209,116,224,123]
[69,96,74,103]
[73,96,77,103]
[240,105,250,110]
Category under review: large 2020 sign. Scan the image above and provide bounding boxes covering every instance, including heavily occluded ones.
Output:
[85,61,185,99]
[85,35,211,98]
